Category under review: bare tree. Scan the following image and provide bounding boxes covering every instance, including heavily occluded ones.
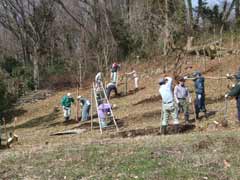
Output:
[185,0,193,32]
[0,0,56,90]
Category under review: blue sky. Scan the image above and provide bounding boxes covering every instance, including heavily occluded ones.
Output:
[192,0,232,7]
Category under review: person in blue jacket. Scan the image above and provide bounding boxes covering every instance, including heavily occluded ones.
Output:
[193,71,207,119]
[77,96,91,121]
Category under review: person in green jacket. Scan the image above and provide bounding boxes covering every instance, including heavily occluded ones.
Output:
[61,93,74,121]
[225,70,240,122]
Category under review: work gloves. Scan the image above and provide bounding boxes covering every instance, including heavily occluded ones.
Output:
[226,73,234,79]
[198,94,202,99]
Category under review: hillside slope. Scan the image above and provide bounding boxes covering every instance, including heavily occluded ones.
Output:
[1,54,240,179]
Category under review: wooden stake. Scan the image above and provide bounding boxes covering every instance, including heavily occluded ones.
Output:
[90,87,93,131]
[125,75,128,96]
[3,117,7,139]
[76,85,79,122]
[189,91,197,123]
[223,97,228,126]
[13,117,17,134]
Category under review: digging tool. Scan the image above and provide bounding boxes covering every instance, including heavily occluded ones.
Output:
[188,91,197,122]
[3,118,7,140]
[223,97,228,127]
[191,98,197,122]
[76,85,80,122]
[13,117,19,142]
[125,75,128,96]
[90,88,93,131]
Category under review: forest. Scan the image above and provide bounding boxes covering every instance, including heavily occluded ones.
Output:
[0,0,239,111]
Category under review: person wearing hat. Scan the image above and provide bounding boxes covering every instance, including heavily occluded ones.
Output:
[77,96,91,121]
[111,62,121,86]
[61,93,74,121]
[159,76,179,134]
[193,71,207,119]
[174,77,191,124]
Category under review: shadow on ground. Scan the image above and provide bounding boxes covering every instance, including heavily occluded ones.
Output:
[1,108,27,124]
[16,111,59,129]
[113,124,195,138]
[72,118,124,130]
[110,87,146,100]
[132,95,161,106]
[206,95,225,105]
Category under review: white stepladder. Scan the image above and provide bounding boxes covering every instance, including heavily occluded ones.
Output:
[91,82,119,134]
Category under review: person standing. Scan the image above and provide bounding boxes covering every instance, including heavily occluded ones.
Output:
[159,76,179,135]
[95,72,102,89]
[193,71,207,119]
[225,66,240,123]
[111,62,120,86]
[61,93,74,121]
[125,68,139,91]
[77,96,91,121]
[174,77,191,124]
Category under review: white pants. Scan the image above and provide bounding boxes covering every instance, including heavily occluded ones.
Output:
[63,107,71,118]
[134,77,139,89]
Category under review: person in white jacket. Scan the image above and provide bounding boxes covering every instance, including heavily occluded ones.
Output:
[126,68,139,90]
[95,72,102,88]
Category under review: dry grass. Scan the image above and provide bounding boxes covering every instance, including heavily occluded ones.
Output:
[1,54,240,179]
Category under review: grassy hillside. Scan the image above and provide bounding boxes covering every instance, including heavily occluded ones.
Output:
[1,54,240,179]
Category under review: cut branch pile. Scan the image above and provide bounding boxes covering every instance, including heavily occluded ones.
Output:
[184,37,240,59]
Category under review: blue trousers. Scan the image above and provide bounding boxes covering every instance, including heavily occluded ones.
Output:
[236,96,240,121]
[82,105,90,121]
[195,93,206,116]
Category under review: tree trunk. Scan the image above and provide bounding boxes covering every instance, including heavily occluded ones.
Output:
[126,0,130,23]
[196,0,203,26]
[32,47,39,90]
[163,0,169,56]
[236,0,240,24]
[185,0,193,31]
[222,0,236,23]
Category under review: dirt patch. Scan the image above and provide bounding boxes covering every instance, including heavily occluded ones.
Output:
[113,124,195,138]
[115,127,160,138]
[151,146,183,159]
[192,138,214,152]
[223,137,240,146]
[72,119,124,131]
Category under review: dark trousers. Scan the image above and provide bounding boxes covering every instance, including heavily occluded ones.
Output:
[106,87,118,99]
[236,96,240,121]
[195,93,206,117]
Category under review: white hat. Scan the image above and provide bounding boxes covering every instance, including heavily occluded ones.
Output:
[67,93,71,96]
[77,96,82,99]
